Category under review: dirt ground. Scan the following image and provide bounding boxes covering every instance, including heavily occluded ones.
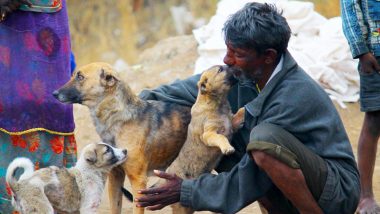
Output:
[71,35,380,213]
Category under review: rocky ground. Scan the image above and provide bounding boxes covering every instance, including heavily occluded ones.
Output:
[72,35,379,214]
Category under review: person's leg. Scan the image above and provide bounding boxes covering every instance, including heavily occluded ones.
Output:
[247,123,328,214]
[251,150,323,214]
[357,110,380,213]
[356,57,380,213]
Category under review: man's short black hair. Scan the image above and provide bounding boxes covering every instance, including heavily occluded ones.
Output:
[222,2,291,55]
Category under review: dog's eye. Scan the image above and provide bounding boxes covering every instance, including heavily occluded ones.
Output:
[218,67,223,73]
[76,72,84,81]
[105,146,111,153]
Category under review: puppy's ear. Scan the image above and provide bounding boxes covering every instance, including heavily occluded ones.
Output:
[200,83,207,95]
[100,68,118,87]
[84,150,97,165]
[198,78,208,95]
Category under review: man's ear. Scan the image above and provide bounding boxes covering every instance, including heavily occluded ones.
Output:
[100,68,118,87]
[264,49,278,64]
[84,150,97,165]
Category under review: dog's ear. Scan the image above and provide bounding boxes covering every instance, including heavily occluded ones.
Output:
[84,149,97,165]
[200,83,207,95]
[100,68,118,87]
[199,78,208,95]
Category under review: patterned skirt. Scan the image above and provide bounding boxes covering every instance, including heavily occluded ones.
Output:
[0,131,77,213]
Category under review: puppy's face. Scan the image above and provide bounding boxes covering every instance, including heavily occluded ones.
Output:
[81,143,127,171]
[198,65,237,97]
[52,62,120,107]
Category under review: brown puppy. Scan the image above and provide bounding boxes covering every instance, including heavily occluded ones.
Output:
[6,142,127,214]
[53,62,191,214]
[162,65,245,214]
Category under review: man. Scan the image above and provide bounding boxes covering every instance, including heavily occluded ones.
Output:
[341,0,380,213]
[136,3,360,213]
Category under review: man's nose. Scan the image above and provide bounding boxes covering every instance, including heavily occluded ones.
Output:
[223,54,235,66]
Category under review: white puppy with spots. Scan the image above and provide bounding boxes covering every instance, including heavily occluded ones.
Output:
[6,142,127,214]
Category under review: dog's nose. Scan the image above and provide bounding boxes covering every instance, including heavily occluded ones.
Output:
[122,149,127,155]
[52,90,59,99]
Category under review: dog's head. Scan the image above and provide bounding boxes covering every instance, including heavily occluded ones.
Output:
[79,142,127,172]
[198,65,238,97]
[53,62,120,107]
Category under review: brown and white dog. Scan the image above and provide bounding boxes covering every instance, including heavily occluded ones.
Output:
[53,62,191,214]
[6,143,127,214]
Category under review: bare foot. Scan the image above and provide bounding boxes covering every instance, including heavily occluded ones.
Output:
[356,197,380,214]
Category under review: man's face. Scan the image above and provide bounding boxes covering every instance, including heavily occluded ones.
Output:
[223,43,266,82]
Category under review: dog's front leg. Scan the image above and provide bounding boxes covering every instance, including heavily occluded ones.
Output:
[232,107,245,132]
[108,166,125,214]
[126,171,148,214]
[171,202,194,214]
[202,131,235,155]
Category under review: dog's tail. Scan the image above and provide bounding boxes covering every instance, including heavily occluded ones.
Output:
[6,157,35,188]
[121,182,161,202]
[121,187,133,202]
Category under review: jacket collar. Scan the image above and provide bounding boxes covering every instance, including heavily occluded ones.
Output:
[244,50,298,117]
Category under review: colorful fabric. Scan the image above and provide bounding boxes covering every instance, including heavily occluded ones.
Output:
[0,1,78,212]
[19,0,62,13]
[0,0,74,134]
[0,131,77,212]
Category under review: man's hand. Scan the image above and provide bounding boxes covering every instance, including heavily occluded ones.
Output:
[0,0,31,21]
[359,52,380,74]
[135,170,182,210]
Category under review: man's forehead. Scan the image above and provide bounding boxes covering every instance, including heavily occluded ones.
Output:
[226,42,254,53]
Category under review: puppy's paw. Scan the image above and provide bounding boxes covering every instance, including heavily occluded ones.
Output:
[232,107,245,132]
[220,145,235,155]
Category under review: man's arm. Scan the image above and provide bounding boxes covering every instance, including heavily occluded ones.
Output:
[136,155,273,214]
[138,74,201,107]
[340,0,369,59]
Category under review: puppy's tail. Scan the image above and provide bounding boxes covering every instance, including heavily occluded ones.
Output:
[121,187,133,202]
[6,157,35,188]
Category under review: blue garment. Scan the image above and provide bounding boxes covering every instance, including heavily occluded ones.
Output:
[139,51,360,214]
[341,0,380,112]
[341,0,380,58]
[358,57,380,112]
[70,52,76,74]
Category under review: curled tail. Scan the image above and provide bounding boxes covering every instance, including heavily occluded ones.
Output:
[6,157,35,188]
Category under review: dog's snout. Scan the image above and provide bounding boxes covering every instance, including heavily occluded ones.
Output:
[122,149,127,155]
[52,90,60,99]
[218,66,224,73]
[224,67,239,86]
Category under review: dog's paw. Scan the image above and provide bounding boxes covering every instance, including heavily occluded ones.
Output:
[221,145,235,155]
[232,108,245,132]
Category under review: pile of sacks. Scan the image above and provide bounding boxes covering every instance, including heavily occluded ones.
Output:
[192,0,359,107]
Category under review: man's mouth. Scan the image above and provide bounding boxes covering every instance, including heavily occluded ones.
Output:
[225,66,246,83]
